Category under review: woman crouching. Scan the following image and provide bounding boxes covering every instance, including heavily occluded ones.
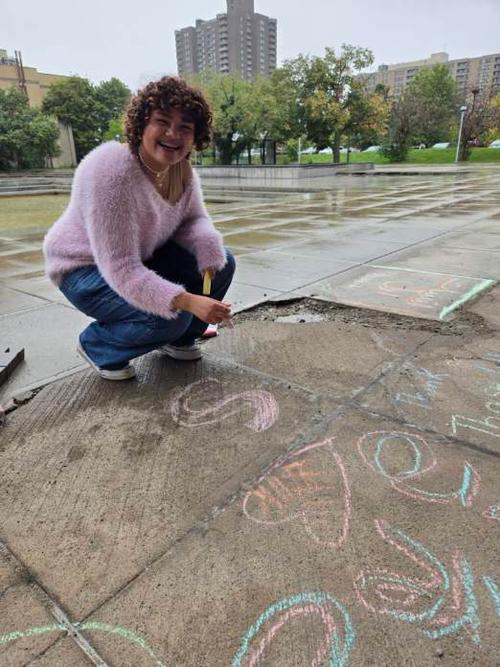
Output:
[43,76,235,380]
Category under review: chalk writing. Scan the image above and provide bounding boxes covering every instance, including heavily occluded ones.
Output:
[354,520,481,645]
[451,352,500,439]
[393,365,448,411]
[232,592,355,667]
[0,621,165,666]
[483,577,500,617]
[378,277,463,311]
[357,431,480,507]
[171,378,279,432]
[243,438,352,548]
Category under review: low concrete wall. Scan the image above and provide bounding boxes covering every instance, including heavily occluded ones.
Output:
[195,162,375,191]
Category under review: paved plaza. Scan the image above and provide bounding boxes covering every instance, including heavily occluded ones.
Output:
[1,166,500,665]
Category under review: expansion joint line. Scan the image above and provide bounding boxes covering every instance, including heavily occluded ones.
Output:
[0,540,110,667]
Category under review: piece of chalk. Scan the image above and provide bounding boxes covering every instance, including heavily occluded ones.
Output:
[203,271,212,295]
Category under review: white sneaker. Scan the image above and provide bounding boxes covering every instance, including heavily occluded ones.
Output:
[161,342,202,361]
[77,343,136,380]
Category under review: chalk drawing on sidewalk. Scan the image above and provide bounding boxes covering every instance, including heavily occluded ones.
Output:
[354,520,481,646]
[483,577,500,617]
[391,365,448,411]
[374,274,489,320]
[232,592,355,667]
[243,438,352,548]
[171,378,279,432]
[0,622,165,666]
[483,506,500,522]
[357,431,480,507]
[451,353,500,440]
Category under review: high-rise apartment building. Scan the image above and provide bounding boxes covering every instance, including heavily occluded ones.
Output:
[362,52,500,99]
[175,0,277,80]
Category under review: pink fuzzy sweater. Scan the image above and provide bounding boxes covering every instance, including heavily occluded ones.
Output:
[43,141,226,319]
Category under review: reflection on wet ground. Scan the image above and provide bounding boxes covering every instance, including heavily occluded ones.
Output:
[1,170,500,322]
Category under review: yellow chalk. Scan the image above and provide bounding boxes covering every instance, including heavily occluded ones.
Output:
[203,271,212,295]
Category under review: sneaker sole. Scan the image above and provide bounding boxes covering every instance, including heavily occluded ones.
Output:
[162,346,202,361]
[77,344,136,380]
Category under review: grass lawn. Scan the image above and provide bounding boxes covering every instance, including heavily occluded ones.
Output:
[0,194,70,232]
[296,147,500,165]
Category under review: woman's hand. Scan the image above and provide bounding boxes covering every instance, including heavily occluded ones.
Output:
[173,292,232,325]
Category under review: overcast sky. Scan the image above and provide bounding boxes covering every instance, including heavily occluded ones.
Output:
[2,0,499,91]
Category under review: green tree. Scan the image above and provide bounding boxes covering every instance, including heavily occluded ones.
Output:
[483,94,500,144]
[457,90,499,160]
[406,64,457,146]
[382,96,413,162]
[102,116,126,143]
[0,87,59,170]
[246,72,302,163]
[95,78,131,135]
[42,75,131,160]
[190,73,254,164]
[42,76,106,160]
[284,45,375,163]
[345,84,390,150]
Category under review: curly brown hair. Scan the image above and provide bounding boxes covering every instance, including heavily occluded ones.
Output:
[125,76,212,155]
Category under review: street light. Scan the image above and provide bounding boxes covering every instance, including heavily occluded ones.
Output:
[455,105,467,163]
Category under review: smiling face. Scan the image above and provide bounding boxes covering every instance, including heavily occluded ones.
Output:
[140,108,195,170]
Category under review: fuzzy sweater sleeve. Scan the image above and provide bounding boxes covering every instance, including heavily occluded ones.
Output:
[172,170,227,272]
[79,144,186,319]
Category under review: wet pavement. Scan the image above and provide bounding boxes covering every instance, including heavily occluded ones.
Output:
[2,167,500,399]
[1,283,500,665]
[0,166,500,666]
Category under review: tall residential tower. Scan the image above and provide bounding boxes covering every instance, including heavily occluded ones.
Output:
[175,0,277,80]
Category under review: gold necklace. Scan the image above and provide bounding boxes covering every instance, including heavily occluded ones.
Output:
[138,149,170,183]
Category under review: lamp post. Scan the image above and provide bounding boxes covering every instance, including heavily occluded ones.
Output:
[455,105,467,163]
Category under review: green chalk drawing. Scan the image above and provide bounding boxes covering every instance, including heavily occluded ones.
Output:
[424,556,481,646]
[355,521,482,646]
[232,592,355,667]
[483,577,500,617]
[0,622,166,666]
[439,280,494,320]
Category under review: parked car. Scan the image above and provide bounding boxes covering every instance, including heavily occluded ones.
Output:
[363,145,381,153]
[489,139,500,148]
[432,142,451,149]
[300,147,316,155]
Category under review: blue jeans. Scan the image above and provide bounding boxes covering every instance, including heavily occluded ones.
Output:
[59,241,236,369]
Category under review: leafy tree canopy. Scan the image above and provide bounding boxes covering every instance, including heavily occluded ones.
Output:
[42,76,131,161]
[283,45,375,162]
[405,64,458,145]
[0,87,59,170]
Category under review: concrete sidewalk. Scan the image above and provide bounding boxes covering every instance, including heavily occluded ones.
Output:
[1,284,499,665]
[0,166,499,666]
